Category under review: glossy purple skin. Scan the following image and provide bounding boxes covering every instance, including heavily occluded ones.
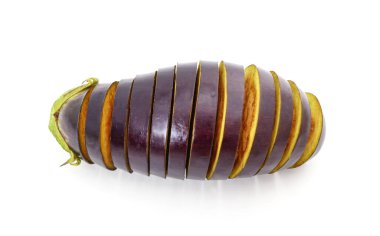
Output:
[187,61,219,180]
[149,67,175,178]
[238,68,276,177]
[85,83,112,168]
[110,79,133,171]
[257,75,293,175]
[167,62,198,180]
[128,73,155,175]
[209,62,245,180]
[58,91,87,155]
[280,88,311,170]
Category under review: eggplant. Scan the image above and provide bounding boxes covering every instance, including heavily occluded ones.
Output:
[256,73,294,175]
[50,61,325,181]
[230,66,276,178]
[149,67,175,178]
[167,63,198,179]
[128,73,155,175]
[110,79,133,171]
[187,61,219,180]
[207,62,245,180]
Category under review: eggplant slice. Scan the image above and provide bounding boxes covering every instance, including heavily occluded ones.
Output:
[187,61,219,180]
[207,62,245,180]
[149,67,175,178]
[128,73,156,175]
[167,63,198,180]
[110,79,133,172]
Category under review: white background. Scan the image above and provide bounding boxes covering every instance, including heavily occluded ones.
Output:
[0,0,379,235]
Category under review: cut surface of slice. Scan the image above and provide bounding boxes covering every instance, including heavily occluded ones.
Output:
[78,86,95,164]
[100,82,119,170]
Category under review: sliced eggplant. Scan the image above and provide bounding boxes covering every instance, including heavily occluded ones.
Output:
[207,62,245,180]
[257,73,293,175]
[187,61,219,180]
[110,79,133,172]
[149,67,175,178]
[167,62,198,179]
[128,73,156,175]
[51,61,325,180]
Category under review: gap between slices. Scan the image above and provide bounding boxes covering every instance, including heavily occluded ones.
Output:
[291,93,323,168]
[165,67,177,177]
[270,80,302,173]
[124,81,134,173]
[147,72,157,175]
[185,63,201,177]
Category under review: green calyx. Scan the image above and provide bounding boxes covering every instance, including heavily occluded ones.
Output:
[49,78,98,166]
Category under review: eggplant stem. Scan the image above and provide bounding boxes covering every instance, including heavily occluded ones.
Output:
[49,78,99,167]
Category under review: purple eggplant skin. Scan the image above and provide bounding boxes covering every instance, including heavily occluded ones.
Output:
[128,73,155,175]
[279,88,311,170]
[238,68,276,177]
[187,61,219,180]
[58,91,87,155]
[149,67,175,178]
[85,83,113,169]
[110,79,133,172]
[257,75,294,175]
[167,62,198,180]
[208,62,245,180]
